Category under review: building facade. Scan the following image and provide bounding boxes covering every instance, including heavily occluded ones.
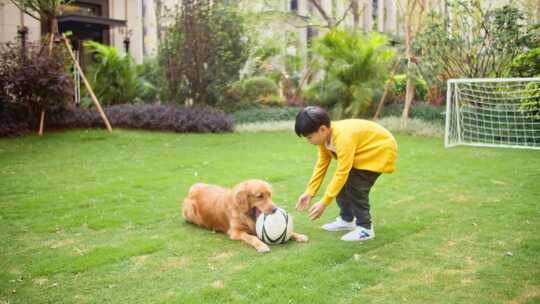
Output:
[1,0,539,64]
[0,0,156,63]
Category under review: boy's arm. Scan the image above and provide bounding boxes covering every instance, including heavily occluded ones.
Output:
[304,145,331,197]
[320,137,355,205]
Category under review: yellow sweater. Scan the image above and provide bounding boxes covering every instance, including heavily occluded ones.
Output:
[305,119,397,206]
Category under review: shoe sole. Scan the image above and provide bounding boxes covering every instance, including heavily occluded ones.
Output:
[321,226,356,232]
[340,237,375,242]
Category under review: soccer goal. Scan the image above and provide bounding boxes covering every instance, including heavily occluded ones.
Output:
[445,78,540,149]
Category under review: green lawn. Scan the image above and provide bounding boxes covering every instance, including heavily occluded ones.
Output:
[1,129,539,304]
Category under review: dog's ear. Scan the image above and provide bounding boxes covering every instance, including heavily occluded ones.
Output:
[233,183,250,212]
[264,181,273,195]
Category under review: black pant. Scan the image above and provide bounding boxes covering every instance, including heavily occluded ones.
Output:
[336,169,381,229]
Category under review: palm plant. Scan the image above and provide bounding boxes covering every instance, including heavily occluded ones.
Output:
[84,41,141,106]
[307,29,395,118]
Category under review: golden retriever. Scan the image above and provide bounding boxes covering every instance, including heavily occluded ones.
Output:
[182,179,308,253]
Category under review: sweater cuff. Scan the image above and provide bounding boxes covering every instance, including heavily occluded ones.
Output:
[322,195,333,206]
[305,188,316,197]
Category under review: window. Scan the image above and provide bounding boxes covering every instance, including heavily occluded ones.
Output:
[290,0,298,12]
[307,26,318,45]
[372,0,379,31]
[61,2,101,17]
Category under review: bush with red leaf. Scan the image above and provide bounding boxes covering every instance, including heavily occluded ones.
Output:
[0,41,73,136]
[46,104,234,133]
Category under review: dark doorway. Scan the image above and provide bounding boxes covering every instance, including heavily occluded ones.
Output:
[57,1,125,67]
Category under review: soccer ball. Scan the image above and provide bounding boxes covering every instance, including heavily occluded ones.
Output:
[256,207,293,244]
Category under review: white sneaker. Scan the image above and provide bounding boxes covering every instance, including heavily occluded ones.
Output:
[340,226,375,241]
[321,217,356,232]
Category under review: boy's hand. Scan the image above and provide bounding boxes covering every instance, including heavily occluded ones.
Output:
[296,193,312,211]
[309,202,326,221]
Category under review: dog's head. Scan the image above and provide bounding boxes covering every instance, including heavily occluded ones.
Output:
[233,179,276,220]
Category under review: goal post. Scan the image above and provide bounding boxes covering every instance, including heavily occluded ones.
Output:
[445,78,540,150]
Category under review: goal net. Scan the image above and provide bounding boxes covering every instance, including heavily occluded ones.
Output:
[445,78,540,149]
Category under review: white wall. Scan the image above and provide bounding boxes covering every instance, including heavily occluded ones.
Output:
[0,0,41,44]
[142,0,158,57]
[110,0,144,63]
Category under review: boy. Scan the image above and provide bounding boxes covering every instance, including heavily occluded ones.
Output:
[295,106,397,241]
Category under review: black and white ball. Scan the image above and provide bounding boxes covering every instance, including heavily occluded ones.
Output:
[256,207,293,244]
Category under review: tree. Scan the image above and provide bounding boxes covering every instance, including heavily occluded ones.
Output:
[238,0,371,107]
[240,31,320,106]
[9,0,65,35]
[160,0,249,105]
[304,0,361,29]
[414,2,538,89]
[244,0,361,30]
[399,0,427,128]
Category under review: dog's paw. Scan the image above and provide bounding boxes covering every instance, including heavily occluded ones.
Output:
[257,244,271,253]
[295,234,309,243]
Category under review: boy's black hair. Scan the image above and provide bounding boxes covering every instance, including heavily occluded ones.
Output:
[294,106,330,137]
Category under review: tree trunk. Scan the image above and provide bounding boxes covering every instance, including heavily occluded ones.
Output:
[402,77,415,128]
[52,17,58,35]
[373,57,401,120]
[307,0,335,28]
[46,15,59,36]
[351,0,360,30]
[154,0,163,43]
[373,84,390,121]
[402,13,415,129]
[18,7,28,59]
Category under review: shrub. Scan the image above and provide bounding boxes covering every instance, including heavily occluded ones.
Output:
[380,103,445,123]
[136,58,163,103]
[45,104,233,133]
[388,74,428,103]
[510,48,540,77]
[0,41,73,132]
[233,106,300,124]
[221,80,245,108]
[0,101,31,137]
[519,81,540,121]
[376,116,444,137]
[259,94,283,107]
[242,76,279,101]
[221,77,282,110]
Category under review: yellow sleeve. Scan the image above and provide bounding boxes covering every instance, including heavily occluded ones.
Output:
[305,145,331,197]
[321,137,355,205]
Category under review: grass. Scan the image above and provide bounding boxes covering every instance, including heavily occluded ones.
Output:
[1,129,539,304]
[234,120,294,132]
